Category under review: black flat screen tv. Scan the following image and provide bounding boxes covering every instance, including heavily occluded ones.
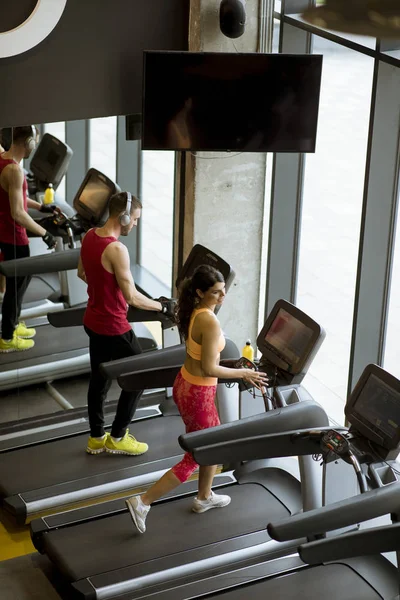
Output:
[142,51,323,153]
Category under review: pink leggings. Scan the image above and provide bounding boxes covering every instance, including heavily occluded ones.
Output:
[171,370,220,483]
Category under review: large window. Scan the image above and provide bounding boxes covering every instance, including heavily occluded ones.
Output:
[295,37,374,424]
[383,176,400,379]
[89,116,117,182]
[140,151,175,290]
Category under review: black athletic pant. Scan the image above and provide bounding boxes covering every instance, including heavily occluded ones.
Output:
[0,243,31,340]
[84,326,143,438]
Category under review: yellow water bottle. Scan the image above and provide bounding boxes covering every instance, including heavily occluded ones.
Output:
[242,339,254,361]
[43,183,55,205]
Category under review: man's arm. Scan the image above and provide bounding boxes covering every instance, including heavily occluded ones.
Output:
[109,243,162,311]
[6,165,47,237]
[27,198,42,210]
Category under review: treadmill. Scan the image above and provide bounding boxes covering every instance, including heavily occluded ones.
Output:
[29,301,329,600]
[0,168,156,392]
[0,245,237,524]
[156,362,400,600]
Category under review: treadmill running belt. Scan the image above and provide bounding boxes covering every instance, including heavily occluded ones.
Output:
[43,484,285,581]
[0,324,88,367]
[0,417,184,498]
[206,564,382,599]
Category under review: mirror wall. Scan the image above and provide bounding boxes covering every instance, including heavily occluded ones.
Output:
[0,117,175,425]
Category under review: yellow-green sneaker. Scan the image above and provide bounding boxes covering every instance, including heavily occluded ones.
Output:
[15,321,36,339]
[86,433,110,455]
[105,430,148,456]
[0,335,35,353]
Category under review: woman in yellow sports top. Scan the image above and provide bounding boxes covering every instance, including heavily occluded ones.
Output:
[126,264,268,533]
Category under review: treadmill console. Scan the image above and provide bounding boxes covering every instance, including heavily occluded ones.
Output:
[257,299,325,386]
[346,363,400,459]
[300,364,400,472]
[73,168,120,227]
[29,133,73,191]
[177,244,235,315]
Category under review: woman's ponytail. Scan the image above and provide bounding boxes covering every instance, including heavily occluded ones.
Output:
[175,276,196,339]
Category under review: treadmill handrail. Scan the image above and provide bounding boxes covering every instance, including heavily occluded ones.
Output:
[0,248,80,277]
[48,304,177,328]
[113,337,241,384]
[299,522,400,565]
[102,344,186,379]
[118,364,183,391]
[185,418,330,458]
[187,425,331,461]
[268,483,400,542]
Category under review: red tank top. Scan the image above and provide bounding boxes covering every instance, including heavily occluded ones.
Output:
[0,154,29,245]
[81,228,131,336]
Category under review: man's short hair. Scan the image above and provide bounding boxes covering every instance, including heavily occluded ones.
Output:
[10,125,38,144]
[0,127,12,150]
[108,191,142,217]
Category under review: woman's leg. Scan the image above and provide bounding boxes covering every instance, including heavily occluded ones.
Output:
[126,375,228,532]
[197,465,218,500]
[141,470,181,505]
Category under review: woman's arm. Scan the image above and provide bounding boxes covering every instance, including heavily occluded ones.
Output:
[200,314,268,388]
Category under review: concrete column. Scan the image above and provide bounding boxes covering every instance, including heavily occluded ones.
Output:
[180,0,268,347]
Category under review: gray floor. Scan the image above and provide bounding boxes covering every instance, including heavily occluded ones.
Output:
[0,384,62,424]
[54,374,122,407]
[0,375,122,425]
[0,554,61,600]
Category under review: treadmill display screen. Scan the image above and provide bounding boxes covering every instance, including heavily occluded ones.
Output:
[264,308,314,370]
[78,173,111,220]
[351,374,400,443]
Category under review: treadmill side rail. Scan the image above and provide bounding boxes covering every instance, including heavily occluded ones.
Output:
[268,483,400,541]
[0,248,80,277]
[183,405,329,457]
[300,522,400,564]
[103,344,186,379]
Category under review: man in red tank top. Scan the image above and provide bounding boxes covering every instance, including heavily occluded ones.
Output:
[0,126,57,353]
[79,191,175,456]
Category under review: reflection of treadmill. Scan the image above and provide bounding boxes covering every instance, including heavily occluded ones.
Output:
[1,134,74,320]
[0,246,236,524]
[167,363,400,600]
[0,168,136,392]
[29,303,328,599]
[27,133,73,204]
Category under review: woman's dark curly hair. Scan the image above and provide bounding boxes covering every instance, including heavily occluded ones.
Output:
[176,264,225,339]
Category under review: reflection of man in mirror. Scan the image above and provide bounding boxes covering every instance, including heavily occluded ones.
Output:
[0,126,57,353]
[166,97,194,150]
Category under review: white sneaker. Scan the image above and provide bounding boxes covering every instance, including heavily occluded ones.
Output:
[192,490,231,514]
[125,495,150,533]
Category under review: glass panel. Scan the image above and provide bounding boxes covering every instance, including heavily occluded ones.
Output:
[296,36,374,424]
[140,151,175,290]
[297,1,377,50]
[273,18,280,53]
[383,174,400,378]
[89,116,117,182]
[44,121,66,142]
[383,50,400,61]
